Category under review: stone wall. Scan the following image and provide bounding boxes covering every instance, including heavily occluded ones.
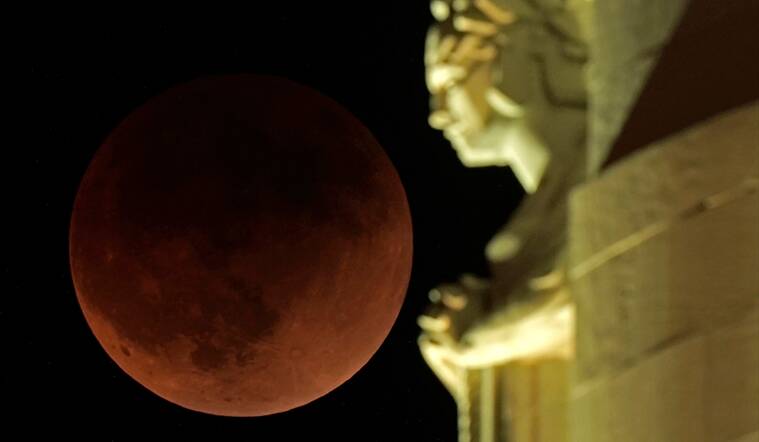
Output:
[568,102,759,441]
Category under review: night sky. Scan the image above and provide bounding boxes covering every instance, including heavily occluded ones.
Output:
[9,5,524,440]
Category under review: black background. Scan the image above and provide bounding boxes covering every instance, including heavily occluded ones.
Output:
[8,5,523,441]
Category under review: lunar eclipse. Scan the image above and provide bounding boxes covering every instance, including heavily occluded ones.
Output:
[69,75,413,416]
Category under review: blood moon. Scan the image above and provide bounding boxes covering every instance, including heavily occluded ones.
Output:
[69,75,412,416]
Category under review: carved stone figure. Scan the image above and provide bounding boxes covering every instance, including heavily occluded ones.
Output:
[418,1,758,441]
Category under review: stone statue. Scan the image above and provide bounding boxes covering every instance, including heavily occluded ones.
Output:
[420,0,590,356]
[419,0,759,442]
[425,0,589,193]
[420,2,591,438]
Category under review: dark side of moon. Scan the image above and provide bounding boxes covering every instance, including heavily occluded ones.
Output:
[69,75,413,416]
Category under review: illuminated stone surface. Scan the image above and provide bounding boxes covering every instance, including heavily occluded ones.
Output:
[418,1,757,440]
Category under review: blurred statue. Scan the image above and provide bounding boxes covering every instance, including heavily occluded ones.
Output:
[421,0,590,331]
[420,2,591,439]
[425,0,590,192]
[425,0,592,300]
[418,1,759,441]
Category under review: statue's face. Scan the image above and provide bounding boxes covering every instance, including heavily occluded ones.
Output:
[425,0,588,192]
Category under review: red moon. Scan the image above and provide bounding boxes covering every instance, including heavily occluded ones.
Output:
[69,75,413,416]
